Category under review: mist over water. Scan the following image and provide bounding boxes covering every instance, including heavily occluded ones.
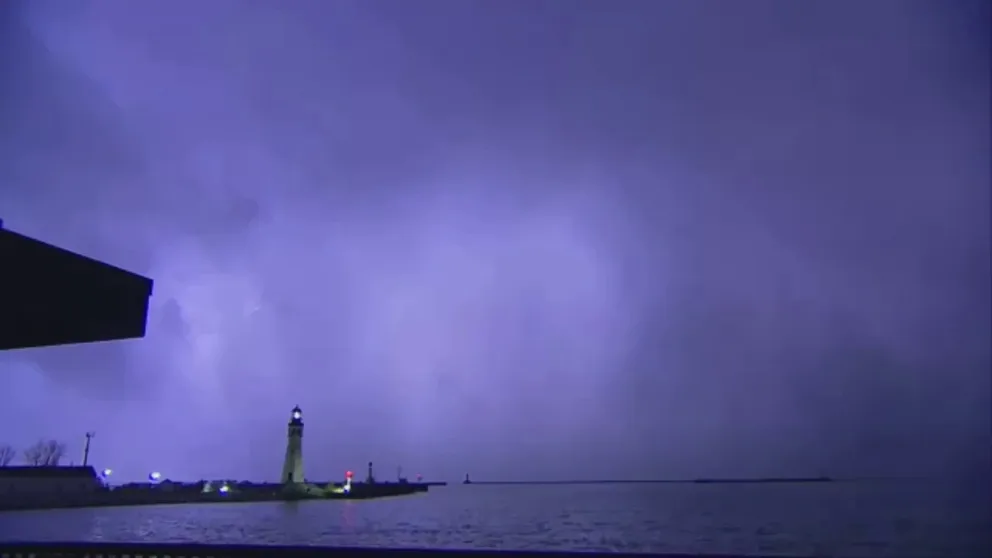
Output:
[0,0,988,485]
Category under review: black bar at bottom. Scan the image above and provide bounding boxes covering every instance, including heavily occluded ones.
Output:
[0,542,785,558]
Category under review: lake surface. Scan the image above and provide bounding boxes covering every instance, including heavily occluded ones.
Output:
[0,480,988,556]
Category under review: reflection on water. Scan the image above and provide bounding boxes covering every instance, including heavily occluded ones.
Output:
[0,481,988,556]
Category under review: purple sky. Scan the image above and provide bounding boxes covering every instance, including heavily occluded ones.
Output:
[0,0,988,483]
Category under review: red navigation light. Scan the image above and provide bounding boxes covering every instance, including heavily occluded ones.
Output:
[416,474,423,480]
[345,470,354,479]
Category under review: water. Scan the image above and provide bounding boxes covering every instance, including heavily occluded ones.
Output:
[0,481,988,556]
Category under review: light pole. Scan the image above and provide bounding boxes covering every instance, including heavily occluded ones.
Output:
[82,432,95,467]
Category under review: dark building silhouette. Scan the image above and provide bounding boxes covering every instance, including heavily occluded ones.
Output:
[0,466,103,496]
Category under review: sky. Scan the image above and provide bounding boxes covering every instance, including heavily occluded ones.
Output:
[0,0,988,484]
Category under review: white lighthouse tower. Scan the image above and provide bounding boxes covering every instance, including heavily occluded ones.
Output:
[281,405,305,484]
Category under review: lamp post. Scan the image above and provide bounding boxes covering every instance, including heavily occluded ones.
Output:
[82,432,95,466]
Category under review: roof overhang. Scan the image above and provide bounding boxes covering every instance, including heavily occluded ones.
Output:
[0,219,154,351]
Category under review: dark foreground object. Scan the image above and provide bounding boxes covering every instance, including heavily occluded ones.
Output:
[0,542,799,558]
[0,220,154,351]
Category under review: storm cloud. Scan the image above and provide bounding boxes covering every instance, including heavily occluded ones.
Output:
[0,0,988,483]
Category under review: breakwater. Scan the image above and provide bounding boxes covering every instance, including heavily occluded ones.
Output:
[0,482,433,513]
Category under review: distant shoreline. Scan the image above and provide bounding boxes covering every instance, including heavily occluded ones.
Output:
[463,477,836,485]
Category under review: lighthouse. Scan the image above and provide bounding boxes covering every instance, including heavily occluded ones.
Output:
[281,405,305,484]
